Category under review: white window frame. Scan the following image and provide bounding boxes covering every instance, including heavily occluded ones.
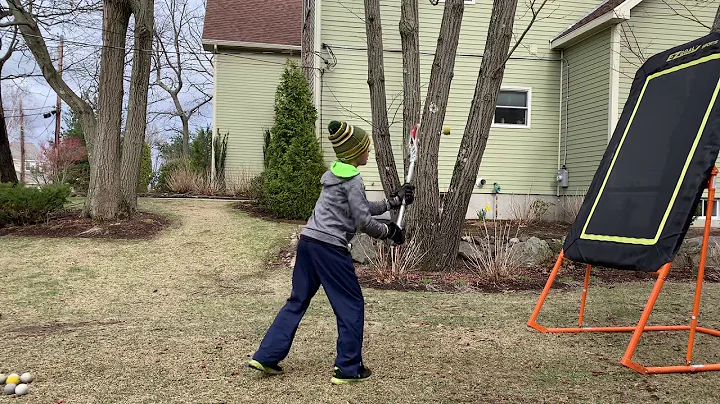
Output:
[698,198,720,220]
[492,87,532,129]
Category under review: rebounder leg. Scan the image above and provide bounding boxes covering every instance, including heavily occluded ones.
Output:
[529,167,720,375]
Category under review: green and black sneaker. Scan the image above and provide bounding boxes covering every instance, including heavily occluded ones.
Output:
[248,359,284,375]
[331,365,372,385]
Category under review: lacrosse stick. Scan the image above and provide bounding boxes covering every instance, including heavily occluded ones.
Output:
[390,123,419,272]
[396,123,419,229]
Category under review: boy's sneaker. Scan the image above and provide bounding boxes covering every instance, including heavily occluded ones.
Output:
[331,365,372,385]
[248,359,284,375]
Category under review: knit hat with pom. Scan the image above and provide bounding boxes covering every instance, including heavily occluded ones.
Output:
[328,120,370,162]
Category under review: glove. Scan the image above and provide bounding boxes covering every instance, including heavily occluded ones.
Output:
[386,222,406,245]
[388,183,415,209]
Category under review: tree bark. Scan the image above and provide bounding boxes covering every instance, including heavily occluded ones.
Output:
[411,0,464,266]
[433,0,519,270]
[0,90,17,183]
[400,0,421,233]
[364,0,401,198]
[87,0,131,220]
[120,0,155,215]
[713,4,720,33]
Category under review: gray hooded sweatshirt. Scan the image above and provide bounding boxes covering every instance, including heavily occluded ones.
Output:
[301,161,390,249]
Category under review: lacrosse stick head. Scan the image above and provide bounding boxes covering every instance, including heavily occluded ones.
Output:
[408,124,418,163]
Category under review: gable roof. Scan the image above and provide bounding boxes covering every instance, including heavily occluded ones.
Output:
[202,0,302,51]
[551,0,643,49]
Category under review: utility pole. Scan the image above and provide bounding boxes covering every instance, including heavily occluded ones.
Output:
[19,96,25,183]
[54,36,64,177]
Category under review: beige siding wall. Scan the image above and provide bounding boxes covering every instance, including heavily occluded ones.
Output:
[561,29,611,194]
[617,0,719,117]
[215,52,300,175]
[320,0,603,195]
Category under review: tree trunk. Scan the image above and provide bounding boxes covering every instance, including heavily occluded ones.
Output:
[400,0,421,233]
[432,0,519,270]
[713,4,720,33]
[120,0,155,215]
[0,90,18,184]
[411,0,464,266]
[364,0,401,198]
[87,0,131,220]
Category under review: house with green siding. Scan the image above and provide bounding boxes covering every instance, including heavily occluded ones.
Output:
[202,0,719,222]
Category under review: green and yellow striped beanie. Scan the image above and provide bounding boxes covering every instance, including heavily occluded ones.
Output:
[328,120,370,163]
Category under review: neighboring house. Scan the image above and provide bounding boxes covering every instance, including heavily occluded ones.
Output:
[202,0,302,176]
[9,142,43,185]
[202,0,718,221]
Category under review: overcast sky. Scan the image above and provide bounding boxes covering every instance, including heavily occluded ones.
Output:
[2,0,213,150]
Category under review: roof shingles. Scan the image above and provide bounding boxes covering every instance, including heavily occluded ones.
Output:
[202,0,302,47]
[554,0,625,40]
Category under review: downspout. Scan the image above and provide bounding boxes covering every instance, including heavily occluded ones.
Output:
[557,49,563,197]
[557,51,569,197]
[314,0,323,142]
[211,44,218,184]
[565,57,570,169]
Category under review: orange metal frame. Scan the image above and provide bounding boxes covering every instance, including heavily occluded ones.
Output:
[528,166,720,374]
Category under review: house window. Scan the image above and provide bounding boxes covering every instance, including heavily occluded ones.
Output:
[25,161,35,171]
[493,88,531,128]
[698,199,720,219]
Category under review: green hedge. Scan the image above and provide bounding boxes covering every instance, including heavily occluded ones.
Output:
[0,183,71,227]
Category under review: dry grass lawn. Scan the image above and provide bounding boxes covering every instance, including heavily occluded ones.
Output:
[2,198,720,403]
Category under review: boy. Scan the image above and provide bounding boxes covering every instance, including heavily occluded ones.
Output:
[248,120,414,384]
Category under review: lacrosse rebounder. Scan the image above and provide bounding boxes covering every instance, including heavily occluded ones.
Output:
[528,32,720,374]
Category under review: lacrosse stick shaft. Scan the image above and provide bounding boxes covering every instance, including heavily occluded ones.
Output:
[396,159,415,228]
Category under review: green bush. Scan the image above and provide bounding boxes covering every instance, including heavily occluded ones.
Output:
[248,172,265,202]
[0,183,71,227]
[263,60,326,220]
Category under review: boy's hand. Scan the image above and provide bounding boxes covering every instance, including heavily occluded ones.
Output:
[386,222,406,245]
[388,183,415,209]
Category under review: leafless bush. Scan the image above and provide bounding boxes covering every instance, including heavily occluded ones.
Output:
[167,165,198,194]
[224,167,254,197]
[369,238,426,283]
[562,188,587,223]
[509,193,554,225]
[167,166,219,195]
[464,220,522,283]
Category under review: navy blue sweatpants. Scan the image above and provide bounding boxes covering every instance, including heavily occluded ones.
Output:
[252,236,365,376]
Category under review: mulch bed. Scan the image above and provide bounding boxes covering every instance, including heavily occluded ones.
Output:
[252,203,720,294]
[0,209,172,240]
[354,262,720,294]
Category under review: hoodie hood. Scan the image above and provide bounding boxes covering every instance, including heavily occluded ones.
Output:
[322,161,360,186]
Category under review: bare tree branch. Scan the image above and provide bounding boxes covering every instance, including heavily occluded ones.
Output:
[661,0,712,30]
[506,0,549,61]
[152,0,213,157]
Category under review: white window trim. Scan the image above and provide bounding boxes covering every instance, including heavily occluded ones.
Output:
[698,198,720,220]
[492,87,532,129]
